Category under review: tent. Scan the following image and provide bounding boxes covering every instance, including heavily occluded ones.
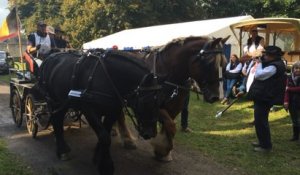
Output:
[83,15,254,55]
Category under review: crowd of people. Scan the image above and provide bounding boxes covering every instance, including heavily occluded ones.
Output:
[219,28,300,153]
[24,21,300,151]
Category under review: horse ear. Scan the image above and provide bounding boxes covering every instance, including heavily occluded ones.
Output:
[221,35,231,44]
[211,37,222,48]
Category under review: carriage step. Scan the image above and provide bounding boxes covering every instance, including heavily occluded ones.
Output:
[34,102,48,106]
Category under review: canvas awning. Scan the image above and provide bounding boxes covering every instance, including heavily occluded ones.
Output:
[83,15,253,50]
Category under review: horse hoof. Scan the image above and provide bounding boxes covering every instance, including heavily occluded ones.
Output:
[111,128,118,137]
[155,152,173,162]
[123,140,137,150]
[60,153,70,161]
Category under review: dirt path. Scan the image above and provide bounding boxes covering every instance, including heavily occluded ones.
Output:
[0,82,241,175]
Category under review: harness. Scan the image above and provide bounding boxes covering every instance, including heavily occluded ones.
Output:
[68,50,161,131]
[149,40,224,102]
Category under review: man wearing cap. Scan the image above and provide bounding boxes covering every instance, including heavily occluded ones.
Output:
[54,27,69,49]
[26,21,55,60]
[247,46,286,152]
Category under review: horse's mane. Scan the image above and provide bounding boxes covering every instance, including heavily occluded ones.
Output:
[152,36,209,52]
[151,36,226,70]
[105,50,149,71]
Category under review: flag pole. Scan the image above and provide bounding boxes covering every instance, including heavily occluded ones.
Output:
[15,5,25,76]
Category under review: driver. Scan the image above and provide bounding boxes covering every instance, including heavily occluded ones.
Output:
[26,21,56,65]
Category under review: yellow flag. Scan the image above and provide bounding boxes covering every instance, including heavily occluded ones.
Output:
[0,8,19,42]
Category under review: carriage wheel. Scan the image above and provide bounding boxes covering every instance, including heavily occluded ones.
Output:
[25,94,38,138]
[11,89,23,128]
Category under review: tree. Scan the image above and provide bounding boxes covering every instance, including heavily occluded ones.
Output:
[8,0,300,48]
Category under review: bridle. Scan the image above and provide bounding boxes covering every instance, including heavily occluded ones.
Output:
[161,39,224,99]
[194,40,224,94]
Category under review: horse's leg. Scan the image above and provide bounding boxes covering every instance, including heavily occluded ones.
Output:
[83,109,114,175]
[150,109,176,161]
[117,111,137,149]
[111,123,119,136]
[51,109,71,160]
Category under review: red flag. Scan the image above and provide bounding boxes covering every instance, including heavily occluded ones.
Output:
[0,8,19,42]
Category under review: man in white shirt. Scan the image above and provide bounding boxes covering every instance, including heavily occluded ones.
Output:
[27,21,56,62]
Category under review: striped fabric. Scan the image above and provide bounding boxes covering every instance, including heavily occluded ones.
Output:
[0,8,19,42]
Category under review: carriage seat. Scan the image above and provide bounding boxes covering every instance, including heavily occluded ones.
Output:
[22,51,42,80]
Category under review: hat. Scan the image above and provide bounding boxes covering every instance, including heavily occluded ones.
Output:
[37,21,47,27]
[250,26,258,32]
[55,27,64,33]
[46,26,55,34]
[263,46,284,56]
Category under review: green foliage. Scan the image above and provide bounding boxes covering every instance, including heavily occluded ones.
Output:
[0,74,10,84]
[7,0,300,48]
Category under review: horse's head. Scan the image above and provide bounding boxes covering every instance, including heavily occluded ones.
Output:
[189,37,228,103]
[130,73,162,140]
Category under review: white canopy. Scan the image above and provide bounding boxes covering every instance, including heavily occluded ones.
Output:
[83,15,253,50]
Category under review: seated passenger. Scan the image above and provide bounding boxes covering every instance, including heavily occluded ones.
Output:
[235,54,262,98]
[221,54,242,104]
[54,27,71,49]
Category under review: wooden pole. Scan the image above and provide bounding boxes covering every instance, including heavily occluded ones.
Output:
[15,6,22,61]
[15,5,25,74]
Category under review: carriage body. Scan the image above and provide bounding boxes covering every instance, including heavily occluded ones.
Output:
[230,18,300,70]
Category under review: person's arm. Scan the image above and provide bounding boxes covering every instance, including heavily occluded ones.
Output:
[50,37,57,48]
[241,63,248,76]
[254,63,277,80]
[283,79,290,110]
[287,86,300,92]
[259,37,265,47]
[225,63,230,71]
[229,63,242,73]
[26,34,40,54]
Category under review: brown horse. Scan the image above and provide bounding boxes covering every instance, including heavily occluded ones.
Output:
[116,36,228,160]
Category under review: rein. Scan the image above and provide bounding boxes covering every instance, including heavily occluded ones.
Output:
[86,52,140,130]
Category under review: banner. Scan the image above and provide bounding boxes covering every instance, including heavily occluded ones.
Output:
[0,8,19,42]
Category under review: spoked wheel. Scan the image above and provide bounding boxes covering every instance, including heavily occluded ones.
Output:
[11,89,23,127]
[25,94,38,138]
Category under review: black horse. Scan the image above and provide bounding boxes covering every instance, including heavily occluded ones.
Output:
[38,50,162,175]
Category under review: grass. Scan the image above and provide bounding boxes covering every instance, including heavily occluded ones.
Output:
[0,74,33,175]
[175,93,300,175]
[0,139,33,175]
[0,74,10,84]
[0,75,299,174]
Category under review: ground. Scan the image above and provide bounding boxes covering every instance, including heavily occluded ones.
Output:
[0,82,241,175]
